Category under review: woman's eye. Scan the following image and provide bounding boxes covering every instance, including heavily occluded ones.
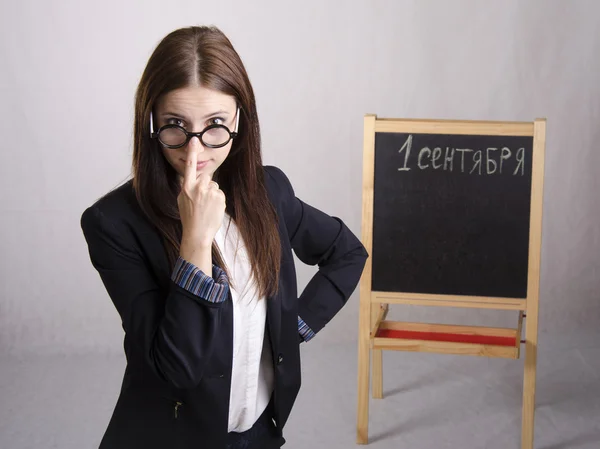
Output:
[166,118,185,127]
[209,117,225,126]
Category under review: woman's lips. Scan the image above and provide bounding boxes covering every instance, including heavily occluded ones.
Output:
[181,159,210,169]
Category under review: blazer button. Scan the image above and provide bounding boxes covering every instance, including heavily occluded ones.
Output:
[277,354,284,365]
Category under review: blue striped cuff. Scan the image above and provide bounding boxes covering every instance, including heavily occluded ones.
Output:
[298,317,316,342]
[171,256,229,303]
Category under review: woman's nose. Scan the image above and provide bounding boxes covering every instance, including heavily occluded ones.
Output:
[188,136,205,151]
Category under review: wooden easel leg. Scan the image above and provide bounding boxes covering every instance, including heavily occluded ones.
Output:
[521,118,544,448]
[372,349,383,399]
[370,303,384,399]
[357,336,370,444]
[521,326,538,448]
[357,303,371,443]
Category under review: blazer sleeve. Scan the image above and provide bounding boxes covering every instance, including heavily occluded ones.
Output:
[80,205,229,390]
[267,165,369,336]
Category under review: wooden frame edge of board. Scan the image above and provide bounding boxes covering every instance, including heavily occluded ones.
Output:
[371,291,527,305]
[527,117,546,305]
[373,116,535,136]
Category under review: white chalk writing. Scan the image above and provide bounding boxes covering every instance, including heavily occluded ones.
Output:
[397,135,526,176]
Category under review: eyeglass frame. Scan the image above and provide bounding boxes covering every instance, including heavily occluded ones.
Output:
[149,106,240,149]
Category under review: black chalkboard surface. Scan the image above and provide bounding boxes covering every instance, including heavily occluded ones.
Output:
[371,132,534,298]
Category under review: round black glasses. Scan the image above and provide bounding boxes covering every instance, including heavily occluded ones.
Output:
[149,107,240,149]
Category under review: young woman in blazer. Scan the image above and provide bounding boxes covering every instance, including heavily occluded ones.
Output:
[81,26,368,449]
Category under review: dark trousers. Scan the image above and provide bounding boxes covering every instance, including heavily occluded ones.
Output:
[225,398,285,449]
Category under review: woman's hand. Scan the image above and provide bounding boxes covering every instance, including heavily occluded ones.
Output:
[177,138,225,274]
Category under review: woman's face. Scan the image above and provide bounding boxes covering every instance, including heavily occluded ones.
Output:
[154,85,238,182]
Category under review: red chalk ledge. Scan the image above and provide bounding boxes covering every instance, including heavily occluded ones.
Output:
[372,320,523,359]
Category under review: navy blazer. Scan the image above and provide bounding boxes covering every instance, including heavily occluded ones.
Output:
[80,165,368,449]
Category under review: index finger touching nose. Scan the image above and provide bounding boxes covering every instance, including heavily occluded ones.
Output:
[182,141,198,186]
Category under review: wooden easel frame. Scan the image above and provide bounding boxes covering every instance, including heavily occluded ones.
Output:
[356,115,546,449]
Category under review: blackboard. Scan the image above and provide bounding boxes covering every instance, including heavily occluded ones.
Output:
[371,132,534,298]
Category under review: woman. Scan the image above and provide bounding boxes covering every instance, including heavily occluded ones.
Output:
[81,25,368,449]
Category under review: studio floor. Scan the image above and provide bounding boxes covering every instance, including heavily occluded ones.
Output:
[1,331,599,449]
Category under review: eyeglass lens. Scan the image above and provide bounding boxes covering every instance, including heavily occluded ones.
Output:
[159,126,230,147]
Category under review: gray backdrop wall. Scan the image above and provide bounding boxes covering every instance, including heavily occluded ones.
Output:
[1,0,599,356]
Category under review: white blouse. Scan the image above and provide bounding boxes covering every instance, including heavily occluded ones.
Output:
[213,213,275,433]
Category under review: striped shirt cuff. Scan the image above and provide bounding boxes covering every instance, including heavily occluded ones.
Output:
[171,256,229,303]
[298,317,316,342]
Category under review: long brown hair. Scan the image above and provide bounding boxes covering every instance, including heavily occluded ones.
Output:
[131,26,281,298]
